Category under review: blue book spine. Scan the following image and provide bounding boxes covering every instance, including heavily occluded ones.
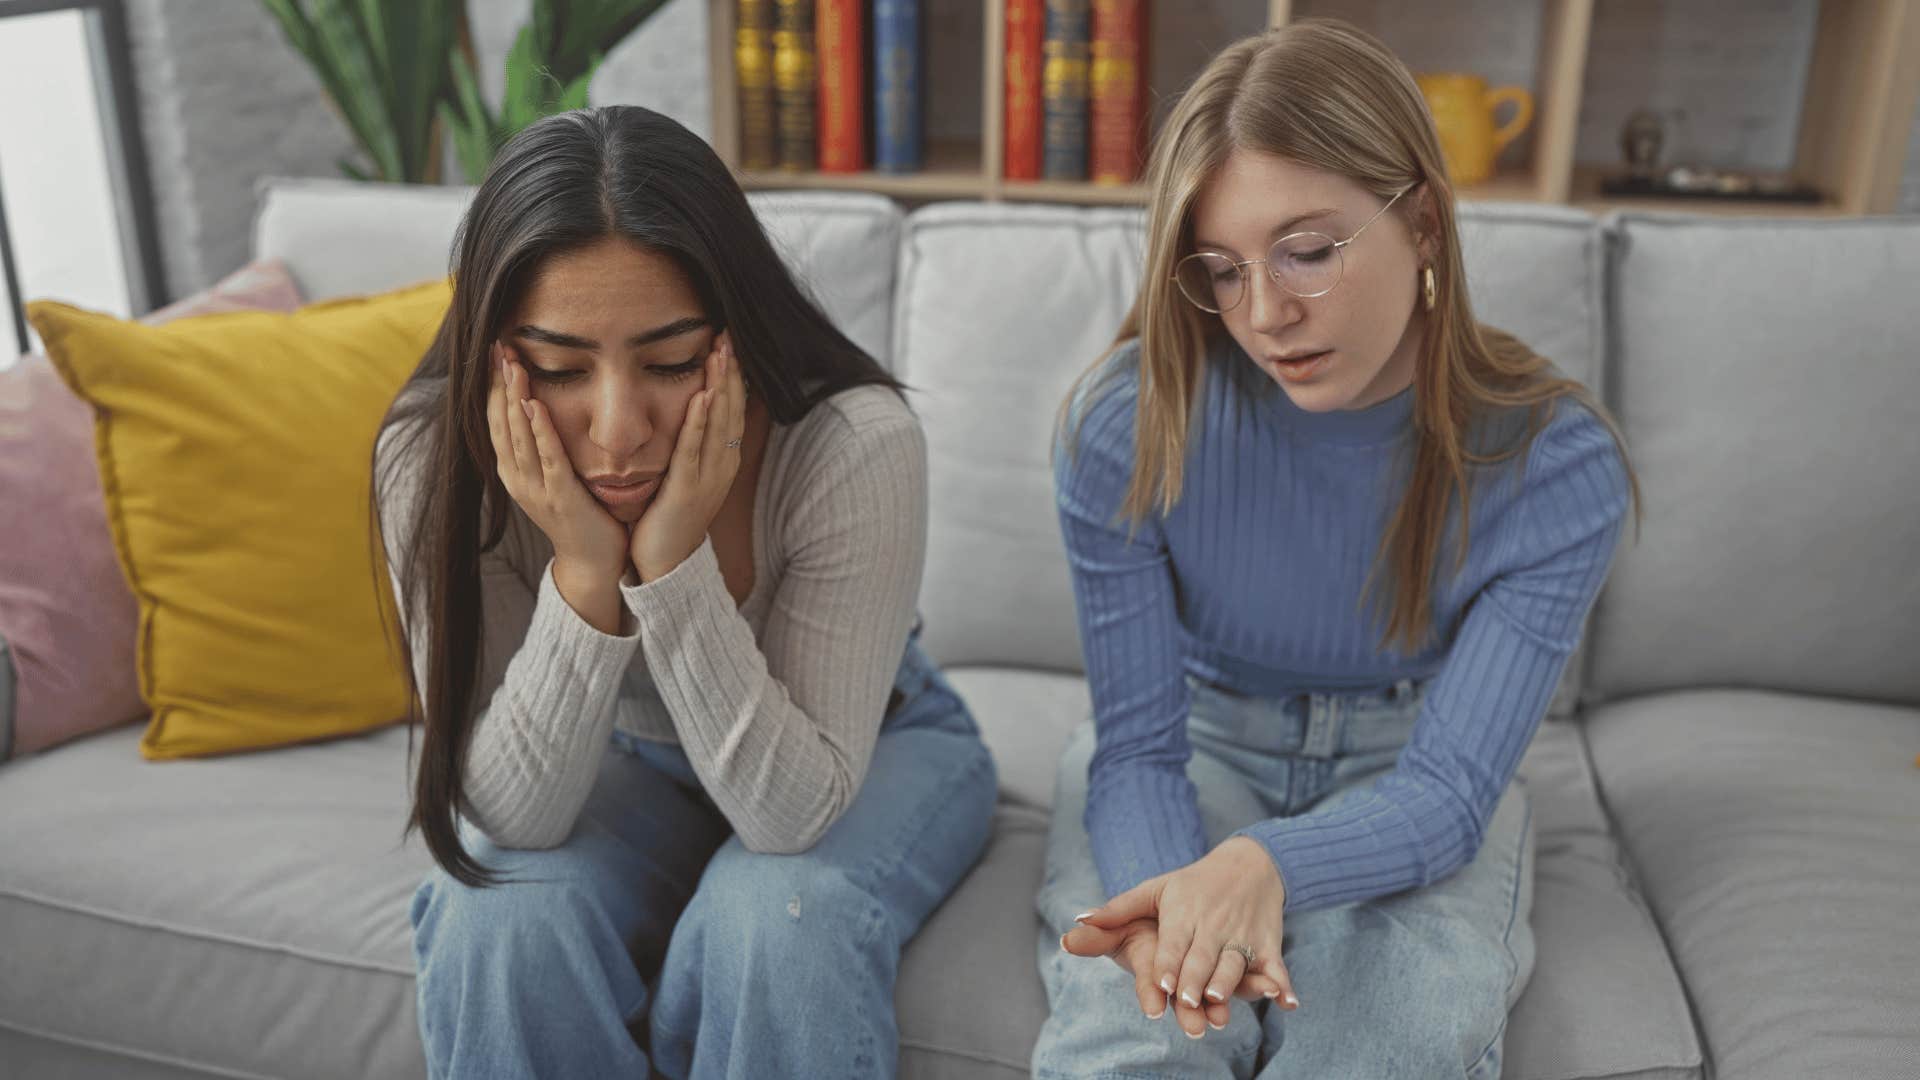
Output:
[873,0,922,173]
[1042,0,1090,181]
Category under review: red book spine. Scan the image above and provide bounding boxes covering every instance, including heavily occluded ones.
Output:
[1004,0,1044,180]
[816,0,865,172]
[1089,0,1145,185]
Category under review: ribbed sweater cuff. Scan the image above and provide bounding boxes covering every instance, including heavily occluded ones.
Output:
[1089,766,1210,898]
[1233,808,1422,914]
[620,536,725,629]
[461,560,640,843]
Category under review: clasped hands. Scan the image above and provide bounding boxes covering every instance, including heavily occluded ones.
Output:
[1059,835,1299,1038]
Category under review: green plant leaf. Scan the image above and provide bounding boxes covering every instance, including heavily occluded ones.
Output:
[443,47,501,185]
[259,0,460,183]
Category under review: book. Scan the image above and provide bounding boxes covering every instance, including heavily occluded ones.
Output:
[1089,0,1146,184]
[736,0,776,170]
[872,0,922,173]
[1042,0,1091,181]
[773,0,816,171]
[816,0,865,172]
[1005,0,1044,180]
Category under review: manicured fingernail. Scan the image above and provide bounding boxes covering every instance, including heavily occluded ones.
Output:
[1146,1007,1164,1020]
[1208,1019,1227,1031]
[1184,1027,1204,1040]
[1205,988,1226,1003]
[1159,976,1174,995]
[1058,934,1069,952]
[1180,991,1200,1008]
[1073,911,1095,923]
[1284,991,1299,1008]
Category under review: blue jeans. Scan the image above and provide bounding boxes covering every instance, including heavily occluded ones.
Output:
[410,635,998,1079]
[1033,676,1535,1079]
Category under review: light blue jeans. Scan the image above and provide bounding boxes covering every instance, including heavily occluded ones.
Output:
[409,634,998,1079]
[1033,676,1536,1079]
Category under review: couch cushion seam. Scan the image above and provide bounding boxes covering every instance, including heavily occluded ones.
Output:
[1575,718,1713,1078]
[0,885,415,977]
[899,1035,1036,1072]
[0,1015,282,1080]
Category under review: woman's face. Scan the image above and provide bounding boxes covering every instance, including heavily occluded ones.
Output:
[1188,150,1426,412]
[501,236,719,524]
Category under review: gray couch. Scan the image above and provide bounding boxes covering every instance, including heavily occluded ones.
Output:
[2,179,1915,1080]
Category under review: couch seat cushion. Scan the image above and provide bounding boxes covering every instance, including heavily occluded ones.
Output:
[0,720,1050,1079]
[1585,689,1920,1080]
[0,723,426,1079]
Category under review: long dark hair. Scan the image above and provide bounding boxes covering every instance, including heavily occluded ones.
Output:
[374,106,901,886]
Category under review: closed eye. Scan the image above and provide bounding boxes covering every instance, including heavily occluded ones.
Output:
[526,366,582,385]
[650,355,704,380]
[525,355,705,384]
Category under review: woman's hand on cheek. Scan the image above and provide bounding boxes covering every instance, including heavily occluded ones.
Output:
[488,341,628,584]
[628,331,748,583]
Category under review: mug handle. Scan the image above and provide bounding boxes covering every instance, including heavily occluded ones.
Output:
[1487,87,1534,153]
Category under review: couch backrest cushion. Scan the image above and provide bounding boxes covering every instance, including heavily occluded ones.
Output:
[895,203,1146,672]
[1587,214,1920,705]
[899,199,1610,691]
[252,179,902,367]
[1455,202,1607,389]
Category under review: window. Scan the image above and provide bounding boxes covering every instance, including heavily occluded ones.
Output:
[0,0,163,360]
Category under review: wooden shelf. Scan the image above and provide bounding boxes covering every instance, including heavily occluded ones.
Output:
[736,138,986,199]
[707,0,1920,217]
[1457,169,1552,205]
[998,179,1152,206]
[1567,165,1851,217]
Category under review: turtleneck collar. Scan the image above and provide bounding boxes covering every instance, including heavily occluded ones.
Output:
[1212,336,1415,445]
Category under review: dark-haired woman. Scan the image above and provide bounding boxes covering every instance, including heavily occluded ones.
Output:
[374,105,997,1079]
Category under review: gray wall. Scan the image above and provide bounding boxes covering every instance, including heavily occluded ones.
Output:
[128,0,1920,302]
[126,0,710,299]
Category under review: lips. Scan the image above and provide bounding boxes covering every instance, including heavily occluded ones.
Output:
[586,474,661,505]
[1266,349,1333,382]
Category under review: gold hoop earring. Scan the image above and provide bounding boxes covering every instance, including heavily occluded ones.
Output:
[1422,265,1436,311]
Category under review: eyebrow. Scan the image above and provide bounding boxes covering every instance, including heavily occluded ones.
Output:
[512,315,710,351]
[1194,208,1339,253]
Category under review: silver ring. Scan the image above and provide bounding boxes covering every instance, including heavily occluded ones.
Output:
[724,438,742,449]
[1222,942,1257,965]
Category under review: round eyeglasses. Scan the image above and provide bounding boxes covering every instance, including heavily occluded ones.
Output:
[1173,185,1413,313]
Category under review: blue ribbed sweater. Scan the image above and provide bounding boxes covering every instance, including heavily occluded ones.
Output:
[1054,337,1631,912]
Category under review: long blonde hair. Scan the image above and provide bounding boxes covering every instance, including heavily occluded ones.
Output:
[1066,18,1638,653]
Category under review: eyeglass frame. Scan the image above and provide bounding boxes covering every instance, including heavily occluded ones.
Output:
[1173,183,1416,312]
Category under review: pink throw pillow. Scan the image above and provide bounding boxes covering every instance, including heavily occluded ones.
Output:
[0,260,304,759]
[139,259,305,324]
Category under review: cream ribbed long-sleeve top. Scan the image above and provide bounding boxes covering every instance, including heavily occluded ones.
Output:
[376,383,926,853]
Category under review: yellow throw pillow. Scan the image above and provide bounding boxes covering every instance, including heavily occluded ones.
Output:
[27,279,450,759]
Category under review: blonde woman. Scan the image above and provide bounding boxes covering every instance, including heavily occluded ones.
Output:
[1040,20,1637,1078]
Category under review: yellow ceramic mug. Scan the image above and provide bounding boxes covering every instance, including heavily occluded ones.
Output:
[1416,73,1533,187]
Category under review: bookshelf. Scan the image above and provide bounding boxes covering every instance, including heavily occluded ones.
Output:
[707,0,1920,216]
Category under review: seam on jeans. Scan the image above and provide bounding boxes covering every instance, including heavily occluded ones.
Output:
[1466,790,1533,1076]
[841,734,995,905]
[0,1015,280,1080]
[1577,719,1715,1080]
